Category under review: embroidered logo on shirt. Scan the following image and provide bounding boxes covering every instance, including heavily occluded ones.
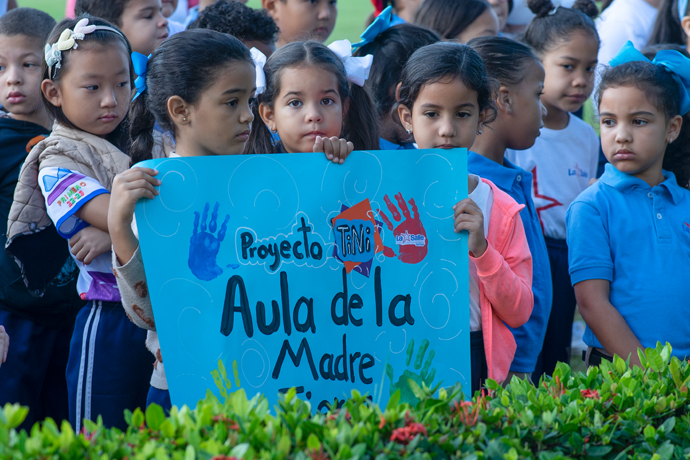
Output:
[568,163,589,179]
[683,223,690,235]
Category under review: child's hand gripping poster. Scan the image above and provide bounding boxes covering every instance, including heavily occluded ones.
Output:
[134,149,470,411]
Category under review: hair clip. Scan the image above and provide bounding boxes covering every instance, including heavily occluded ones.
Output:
[328,40,374,87]
[352,6,405,49]
[44,18,124,79]
[131,52,151,101]
[250,48,267,96]
[610,41,690,115]
[548,2,560,15]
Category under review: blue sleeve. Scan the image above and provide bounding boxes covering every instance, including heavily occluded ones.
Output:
[566,200,613,285]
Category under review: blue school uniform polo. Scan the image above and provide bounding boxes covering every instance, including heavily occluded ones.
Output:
[566,164,690,358]
[468,152,553,373]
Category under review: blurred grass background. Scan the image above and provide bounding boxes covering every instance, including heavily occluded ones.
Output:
[17,0,374,43]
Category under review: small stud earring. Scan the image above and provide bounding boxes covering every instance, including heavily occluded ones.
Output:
[183,117,187,122]
[477,129,483,135]
[669,137,674,143]
[406,129,411,134]
[508,108,512,114]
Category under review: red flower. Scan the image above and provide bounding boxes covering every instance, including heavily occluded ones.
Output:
[543,375,566,399]
[580,389,600,399]
[379,414,386,430]
[390,412,428,444]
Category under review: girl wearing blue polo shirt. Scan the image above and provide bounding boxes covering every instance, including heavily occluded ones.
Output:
[567,42,690,367]
[467,36,552,384]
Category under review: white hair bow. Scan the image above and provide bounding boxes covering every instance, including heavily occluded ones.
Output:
[250,48,267,96]
[327,40,374,87]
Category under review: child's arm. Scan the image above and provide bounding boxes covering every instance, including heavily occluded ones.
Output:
[575,279,643,367]
[108,168,161,332]
[313,136,354,164]
[108,168,160,266]
[455,198,534,328]
[74,194,110,233]
[0,326,8,368]
[68,227,112,264]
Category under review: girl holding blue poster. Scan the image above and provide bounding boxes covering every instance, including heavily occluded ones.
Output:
[109,31,359,410]
[109,29,257,412]
[396,42,534,393]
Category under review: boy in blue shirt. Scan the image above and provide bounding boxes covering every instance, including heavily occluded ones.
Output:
[0,8,84,429]
[568,43,690,366]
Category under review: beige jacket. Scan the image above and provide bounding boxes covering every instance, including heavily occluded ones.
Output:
[5,122,172,295]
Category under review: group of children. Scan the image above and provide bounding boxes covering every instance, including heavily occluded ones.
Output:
[0,0,688,433]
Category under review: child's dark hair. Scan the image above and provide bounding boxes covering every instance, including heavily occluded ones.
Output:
[353,24,440,119]
[397,42,497,123]
[522,0,599,55]
[187,0,279,45]
[0,7,56,42]
[129,29,252,165]
[598,62,690,188]
[413,0,493,40]
[246,41,380,154]
[642,43,690,60]
[74,0,128,27]
[648,0,689,47]
[467,36,540,87]
[42,16,134,150]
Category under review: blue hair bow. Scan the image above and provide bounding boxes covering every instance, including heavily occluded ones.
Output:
[132,51,151,101]
[352,6,405,50]
[610,41,690,115]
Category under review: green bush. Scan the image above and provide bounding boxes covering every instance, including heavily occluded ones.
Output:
[2,343,690,460]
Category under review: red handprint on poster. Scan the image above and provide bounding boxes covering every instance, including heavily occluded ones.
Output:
[378,193,428,264]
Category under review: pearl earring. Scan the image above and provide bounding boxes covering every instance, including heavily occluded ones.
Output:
[183,117,187,122]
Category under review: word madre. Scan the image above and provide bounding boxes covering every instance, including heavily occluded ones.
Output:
[236,212,329,272]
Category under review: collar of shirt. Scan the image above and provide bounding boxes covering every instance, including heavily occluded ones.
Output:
[468,152,530,190]
[600,163,685,205]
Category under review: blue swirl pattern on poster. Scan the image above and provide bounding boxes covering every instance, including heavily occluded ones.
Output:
[135,149,470,411]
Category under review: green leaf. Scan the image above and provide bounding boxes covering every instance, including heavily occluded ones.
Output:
[306,433,320,450]
[132,407,144,428]
[229,443,250,458]
[585,446,612,456]
[485,379,499,391]
[659,417,676,434]
[160,420,175,438]
[146,404,166,431]
[185,445,195,460]
[386,390,401,410]
[646,348,664,373]
[644,425,656,439]
[407,378,426,401]
[638,348,649,368]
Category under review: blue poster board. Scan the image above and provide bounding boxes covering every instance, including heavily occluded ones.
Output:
[135,149,470,411]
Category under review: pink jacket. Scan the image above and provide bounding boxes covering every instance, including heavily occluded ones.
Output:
[469,178,534,383]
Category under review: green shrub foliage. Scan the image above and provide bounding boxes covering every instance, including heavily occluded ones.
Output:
[1,343,690,459]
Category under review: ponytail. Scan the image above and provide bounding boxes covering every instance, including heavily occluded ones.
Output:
[342,83,380,150]
[128,90,156,166]
[649,0,687,47]
[664,112,690,188]
[246,102,276,154]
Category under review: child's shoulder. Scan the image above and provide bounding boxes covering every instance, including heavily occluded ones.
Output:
[480,177,524,216]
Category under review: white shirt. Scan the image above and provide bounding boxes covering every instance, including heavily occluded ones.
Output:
[168,20,186,36]
[468,175,493,332]
[168,0,188,24]
[505,113,599,240]
[597,0,658,66]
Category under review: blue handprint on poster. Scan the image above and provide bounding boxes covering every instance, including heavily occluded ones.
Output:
[189,202,229,281]
[135,150,470,410]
